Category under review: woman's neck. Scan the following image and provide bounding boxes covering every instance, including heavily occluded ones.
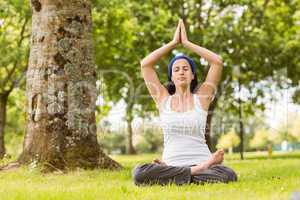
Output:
[172,86,193,111]
[173,86,192,98]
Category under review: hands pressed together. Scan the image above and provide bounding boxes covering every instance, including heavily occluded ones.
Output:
[172,19,190,47]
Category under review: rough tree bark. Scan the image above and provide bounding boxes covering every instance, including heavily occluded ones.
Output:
[14,0,122,171]
[0,93,9,159]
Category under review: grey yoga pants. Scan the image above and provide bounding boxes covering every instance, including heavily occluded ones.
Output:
[132,163,237,186]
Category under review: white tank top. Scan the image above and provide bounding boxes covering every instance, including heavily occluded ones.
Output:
[158,93,212,166]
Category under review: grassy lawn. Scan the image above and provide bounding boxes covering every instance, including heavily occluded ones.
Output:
[0,151,299,200]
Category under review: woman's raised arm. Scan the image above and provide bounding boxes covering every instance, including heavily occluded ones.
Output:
[140,20,181,107]
[180,21,223,110]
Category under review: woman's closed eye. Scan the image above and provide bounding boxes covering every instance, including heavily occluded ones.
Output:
[173,66,189,72]
[174,67,180,72]
[183,66,189,71]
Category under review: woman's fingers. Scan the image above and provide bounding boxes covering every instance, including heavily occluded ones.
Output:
[180,20,188,44]
[177,20,181,43]
[176,21,180,41]
[153,159,167,165]
[153,160,162,165]
[173,20,181,44]
[172,19,189,45]
[181,22,186,36]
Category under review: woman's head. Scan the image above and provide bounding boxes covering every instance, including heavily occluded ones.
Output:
[166,54,198,95]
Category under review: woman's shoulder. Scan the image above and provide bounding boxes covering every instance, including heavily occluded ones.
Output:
[156,94,171,112]
[193,93,209,113]
[194,82,216,108]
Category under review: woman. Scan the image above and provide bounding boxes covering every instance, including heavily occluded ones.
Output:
[132,19,237,186]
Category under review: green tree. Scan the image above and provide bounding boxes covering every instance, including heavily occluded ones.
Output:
[92,0,175,154]
[92,0,300,157]
[0,1,31,158]
[4,88,26,158]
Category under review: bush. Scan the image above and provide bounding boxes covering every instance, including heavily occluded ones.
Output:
[249,128,281,150]
[216,129,240,153]
[98,131,126,155]
[136,127,163,154]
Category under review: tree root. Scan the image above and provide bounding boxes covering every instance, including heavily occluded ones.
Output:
[0,161,21,171]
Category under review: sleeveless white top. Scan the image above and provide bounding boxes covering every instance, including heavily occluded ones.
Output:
[158,94,212,166]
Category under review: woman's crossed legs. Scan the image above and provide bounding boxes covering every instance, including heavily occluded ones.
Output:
[132,149,237,186]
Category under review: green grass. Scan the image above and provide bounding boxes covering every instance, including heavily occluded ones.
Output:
[0,151,300,200]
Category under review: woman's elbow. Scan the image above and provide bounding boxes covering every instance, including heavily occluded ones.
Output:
[214,55,223,66]
[140,59,147,68]
[140,59,151,68]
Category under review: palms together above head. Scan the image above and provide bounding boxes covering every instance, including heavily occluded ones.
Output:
[172,20,181,45]
[172,19,189,46]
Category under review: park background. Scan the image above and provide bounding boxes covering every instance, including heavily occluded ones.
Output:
[0,0,300,199]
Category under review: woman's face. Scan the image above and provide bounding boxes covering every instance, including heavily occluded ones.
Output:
[171,59,194,87]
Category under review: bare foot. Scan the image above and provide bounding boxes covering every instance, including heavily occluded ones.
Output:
[190,149,224,175]
[209,149,224,166]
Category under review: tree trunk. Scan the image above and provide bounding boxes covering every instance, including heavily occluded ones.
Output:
[126,104,136,154]
[17,0,122,171]
[0,93,9,159]
[238,102,244,160]
[205,95,219,152]
[126,118,136,154]
[238,78,244,160]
